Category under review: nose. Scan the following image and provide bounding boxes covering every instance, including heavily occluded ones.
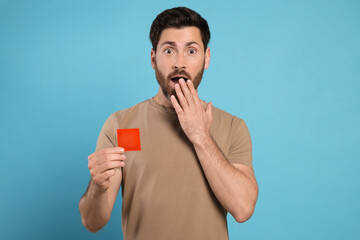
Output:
[173,53,186,70]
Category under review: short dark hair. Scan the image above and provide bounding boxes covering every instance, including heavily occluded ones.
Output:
[149,7,210,52]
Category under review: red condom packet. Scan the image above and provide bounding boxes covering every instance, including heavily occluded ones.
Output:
[117,128,141,151]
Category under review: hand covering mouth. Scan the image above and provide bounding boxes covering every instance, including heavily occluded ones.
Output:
[170,76,189,83]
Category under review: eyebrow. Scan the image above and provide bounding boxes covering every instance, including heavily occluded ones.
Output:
[160,41,176,47]
[185,41,200,47]
[160,41,201,48]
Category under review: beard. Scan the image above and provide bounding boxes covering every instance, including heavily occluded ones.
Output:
[154,61,205,100]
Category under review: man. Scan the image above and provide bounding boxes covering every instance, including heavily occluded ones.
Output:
[79,7,258,240]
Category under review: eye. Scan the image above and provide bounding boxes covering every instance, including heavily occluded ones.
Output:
[188,49,197,54]
[164,48,173,54]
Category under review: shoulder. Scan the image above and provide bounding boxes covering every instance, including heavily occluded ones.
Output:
[210,104,251,145]
[210,104,245,129]
[208,104,252,166]
[108,99,150,124]
[112,99,150,119]
[101,99,150,129]
[96,99,151,151]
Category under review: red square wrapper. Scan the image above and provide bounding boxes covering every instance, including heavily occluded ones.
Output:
[117,128,141,151]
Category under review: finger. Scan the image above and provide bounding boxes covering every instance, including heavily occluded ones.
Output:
[174,83,188,109]
[95,169,117,183]
[88,147,124,160]
[89,148,125,161]
[96,160,125,174]
[171,95,184,115]
[88,153,126,169]
[89,152,126,165]
[97,147,125,155]
[186,80,200,102]
[179,78,194,105]
[90,160,125,178]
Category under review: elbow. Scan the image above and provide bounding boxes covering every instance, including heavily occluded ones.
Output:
[233,182,259,223]
[232,204,255,223]
[86,226,101,233]
[79,202,105,233]
[85,225,99,233]
[234,211,252,223]
[81,217,103,233]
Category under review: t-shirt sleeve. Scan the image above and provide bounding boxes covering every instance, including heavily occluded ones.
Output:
[95,114,117,151]
[227,117,253,170]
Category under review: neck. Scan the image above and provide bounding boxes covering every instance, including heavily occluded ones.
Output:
[154,87,174,108]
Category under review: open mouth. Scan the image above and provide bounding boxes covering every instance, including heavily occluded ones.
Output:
[170,76,188,83]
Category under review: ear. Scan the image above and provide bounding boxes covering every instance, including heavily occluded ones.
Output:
[151,48,156,70]
[204,47,210,69]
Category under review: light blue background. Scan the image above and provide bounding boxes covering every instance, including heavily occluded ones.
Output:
[1,0,359,239]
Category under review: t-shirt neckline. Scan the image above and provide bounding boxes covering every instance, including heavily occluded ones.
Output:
[149,97,177,115]
[149,97,208,115]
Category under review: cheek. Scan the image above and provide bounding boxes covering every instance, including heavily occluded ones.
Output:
[155,57,169,69]
[189,60,205,73]
[190,56,205,66]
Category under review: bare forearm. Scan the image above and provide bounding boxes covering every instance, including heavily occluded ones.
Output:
[193,136,258,222]
[79,180,112,232]
[169,79,257,221]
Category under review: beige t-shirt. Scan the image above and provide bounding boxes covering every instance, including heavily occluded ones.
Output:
[96,98,253,240]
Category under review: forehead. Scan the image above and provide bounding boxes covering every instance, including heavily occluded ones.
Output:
[158,27,203,49]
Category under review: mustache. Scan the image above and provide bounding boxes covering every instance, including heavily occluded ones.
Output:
[167,69,191,80]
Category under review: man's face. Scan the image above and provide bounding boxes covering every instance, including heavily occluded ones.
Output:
[151,27,210,100]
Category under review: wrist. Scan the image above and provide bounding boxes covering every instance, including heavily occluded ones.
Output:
[89,180,107,196]
[191,132,213,148]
